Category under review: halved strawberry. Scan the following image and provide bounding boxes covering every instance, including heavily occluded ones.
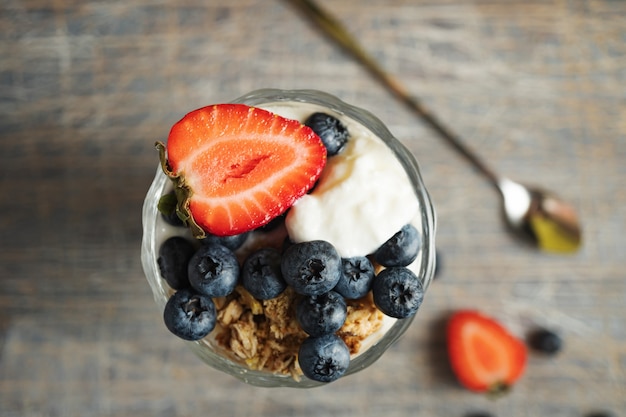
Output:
[156,104,326,237]
[447,310,527,394]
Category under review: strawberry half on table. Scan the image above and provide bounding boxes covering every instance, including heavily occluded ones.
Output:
[447,310,527,395]
[156,104,327,238]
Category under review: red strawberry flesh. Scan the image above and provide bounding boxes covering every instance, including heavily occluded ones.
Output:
[447,310,527,393]
[159,104,326,237]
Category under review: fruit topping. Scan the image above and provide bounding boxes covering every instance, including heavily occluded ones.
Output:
[200,231,249,251]
[281,240,342,296]
[335,256,376,299]
[374,224,420,267]
[304,112,350,156]
[188,243,239,297]
[157,237,195,290]
[296,290,347,337]
[157,228,422,381]
[240,248,287,300]
[156,104,327,238]
[298,333,351,383]
[447,310,527,394]
[372,266,424,318]
[163,288,217,341]
[527,328,563,355]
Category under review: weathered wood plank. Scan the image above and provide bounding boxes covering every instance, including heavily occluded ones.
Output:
[1,1,624,416]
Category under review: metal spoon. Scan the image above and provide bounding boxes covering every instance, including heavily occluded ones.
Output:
[287,0,582,253]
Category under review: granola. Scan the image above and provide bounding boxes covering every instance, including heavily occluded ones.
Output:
[213,285,384,378]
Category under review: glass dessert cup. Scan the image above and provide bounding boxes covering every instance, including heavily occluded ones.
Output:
[141,89,437,388]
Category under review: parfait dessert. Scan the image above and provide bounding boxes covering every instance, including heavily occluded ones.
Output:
[141,89,436,387]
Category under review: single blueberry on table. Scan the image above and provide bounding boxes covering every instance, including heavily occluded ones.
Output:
[200,231,248,251]
[163,288,216,341]
[527,328,563,354]
[298,333,350,383]
[374,224,420,267]
[157,236,195,290]
[372,267,424,318]
[188,243,239,297]
[335,256,375,299]
[241,247,286,300]
[281,240,342,296]
[304,112,350,156]
[296,290,347,337]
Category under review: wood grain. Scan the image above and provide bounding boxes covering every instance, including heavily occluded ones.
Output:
[1,1,624,416]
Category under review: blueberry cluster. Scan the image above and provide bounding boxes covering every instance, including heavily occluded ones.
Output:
[156,113,425,383]
[157,222,424,383]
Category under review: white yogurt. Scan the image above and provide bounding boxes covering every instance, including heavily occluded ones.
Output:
[258,102,420,258]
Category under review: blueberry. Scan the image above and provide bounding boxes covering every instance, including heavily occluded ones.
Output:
[158,191,184,227]
[296,291,347,336]
[334,256,375,299]
[163,288,217,341]
[372,267,424,318]
[188,243,239,297]
[241,248,286,300]
[281,240,342,296]
[304,112,350,156]
[527,328,563,354]
[374,224,420,267]
[157,237,195,290]
[298,333,350,382]
[200,231,248,251]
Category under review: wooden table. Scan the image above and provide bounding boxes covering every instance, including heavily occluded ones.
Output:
[1,1,624,416]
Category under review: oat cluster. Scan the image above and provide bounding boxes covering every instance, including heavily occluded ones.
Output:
[212,285,384,378]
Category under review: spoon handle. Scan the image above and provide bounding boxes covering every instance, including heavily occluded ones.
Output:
[288,0,501,187]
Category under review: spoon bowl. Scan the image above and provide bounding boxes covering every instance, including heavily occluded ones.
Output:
[498,178,582,253]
